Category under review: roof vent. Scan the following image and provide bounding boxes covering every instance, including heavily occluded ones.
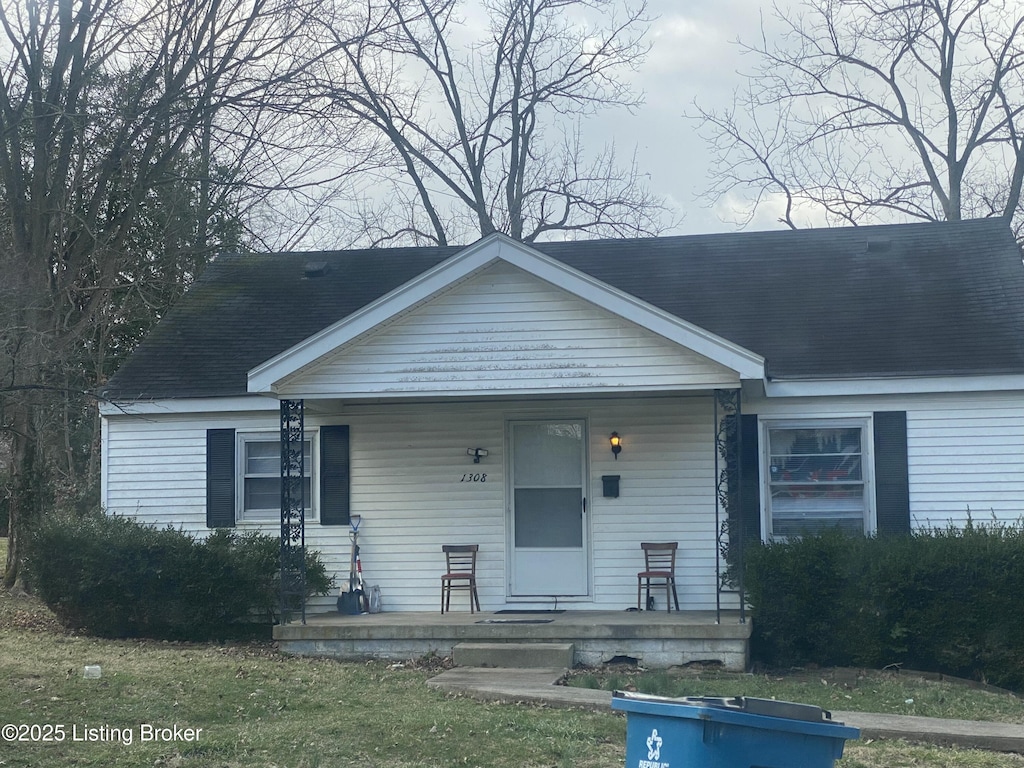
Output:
[865,238,891,253]
[304,261,329,278]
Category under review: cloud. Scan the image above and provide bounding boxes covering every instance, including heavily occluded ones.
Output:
[645,3,763,77]
[711,189,833,231]
[647,15,711,73]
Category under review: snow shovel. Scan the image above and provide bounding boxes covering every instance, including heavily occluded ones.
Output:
[337,515,364,615]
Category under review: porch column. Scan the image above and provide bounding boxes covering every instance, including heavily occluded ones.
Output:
[713,388,745,624]
[280,399,306,624]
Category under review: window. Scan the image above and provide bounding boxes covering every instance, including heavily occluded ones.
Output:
[238,433,313,521]
[765,420,871,538]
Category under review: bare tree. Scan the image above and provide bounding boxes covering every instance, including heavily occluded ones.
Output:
[0,0,359,587]
[319,0,671,245]
[693,0,1024,237]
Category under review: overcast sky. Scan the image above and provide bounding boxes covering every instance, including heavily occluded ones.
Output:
[310,1,797,247]
[610,0,786,235]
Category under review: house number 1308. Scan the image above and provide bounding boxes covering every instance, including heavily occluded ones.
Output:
[460,473,487,482]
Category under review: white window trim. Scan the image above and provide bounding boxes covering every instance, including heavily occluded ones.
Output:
[760,417,876,541]
[236,429,319,523]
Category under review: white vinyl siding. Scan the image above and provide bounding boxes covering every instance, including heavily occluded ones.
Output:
[276,261,740,398]
[103,422,209,532]
[905,395,1024,528]
[586,398,723,611]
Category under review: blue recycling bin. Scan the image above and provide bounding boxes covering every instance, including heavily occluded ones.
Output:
[612,692,859,768]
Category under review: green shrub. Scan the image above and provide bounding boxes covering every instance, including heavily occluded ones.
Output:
[745,529,861,667]
[744,520,1024,691]
[23,514,332,640]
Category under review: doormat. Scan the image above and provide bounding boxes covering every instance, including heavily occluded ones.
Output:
[475,619,554,624]
[494,609,565,614]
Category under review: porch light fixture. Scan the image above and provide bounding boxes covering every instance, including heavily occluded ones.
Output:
[467,448,489,464]
[609,432,622,460]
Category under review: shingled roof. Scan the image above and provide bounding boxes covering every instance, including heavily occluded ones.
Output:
[101,218,1024,401]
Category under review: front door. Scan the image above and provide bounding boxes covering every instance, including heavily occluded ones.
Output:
[509,420,588,596]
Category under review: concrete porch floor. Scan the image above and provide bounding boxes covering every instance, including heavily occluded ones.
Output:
[274,610,751,670]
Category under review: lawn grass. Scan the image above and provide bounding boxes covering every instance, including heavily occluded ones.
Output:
[0,620,624,767]
[566,666,1024,723]
[0,573,622,768]
[2,536,1024,767]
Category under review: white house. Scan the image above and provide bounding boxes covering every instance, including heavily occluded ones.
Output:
[99,219,1024,616]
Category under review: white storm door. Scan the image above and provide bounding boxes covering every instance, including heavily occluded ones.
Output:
[509,420,588,596]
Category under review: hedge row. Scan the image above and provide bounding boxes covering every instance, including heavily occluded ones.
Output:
[744,521,1024,690]
[24,514,333,640]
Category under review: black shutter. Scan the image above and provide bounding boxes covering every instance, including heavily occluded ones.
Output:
[738,414,761,543]
[206,428,236,528]
[320,425,351,526]
[873,411,910,535]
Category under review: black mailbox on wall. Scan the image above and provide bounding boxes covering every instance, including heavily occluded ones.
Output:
[602,475,620,498]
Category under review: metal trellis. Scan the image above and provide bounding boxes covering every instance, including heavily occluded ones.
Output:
[280,399,306,625]
[714,388,745,624]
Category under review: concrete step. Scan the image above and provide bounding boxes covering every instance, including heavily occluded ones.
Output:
[453,641,575,669]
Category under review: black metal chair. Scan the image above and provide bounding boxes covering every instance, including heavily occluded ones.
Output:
[441,544,481,613]
[637,542,680,611]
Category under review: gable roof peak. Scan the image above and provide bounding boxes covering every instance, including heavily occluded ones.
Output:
[246,233,766,393]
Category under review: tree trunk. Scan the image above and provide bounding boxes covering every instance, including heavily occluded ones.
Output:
[3,404,33,590]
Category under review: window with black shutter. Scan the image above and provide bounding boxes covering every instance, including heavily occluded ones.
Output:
[754,412,911,540]
[206,424,351,527]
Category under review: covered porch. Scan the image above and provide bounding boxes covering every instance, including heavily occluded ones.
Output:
[274,609,751,670]
[273,389,751,622]
[257,238,763,639]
